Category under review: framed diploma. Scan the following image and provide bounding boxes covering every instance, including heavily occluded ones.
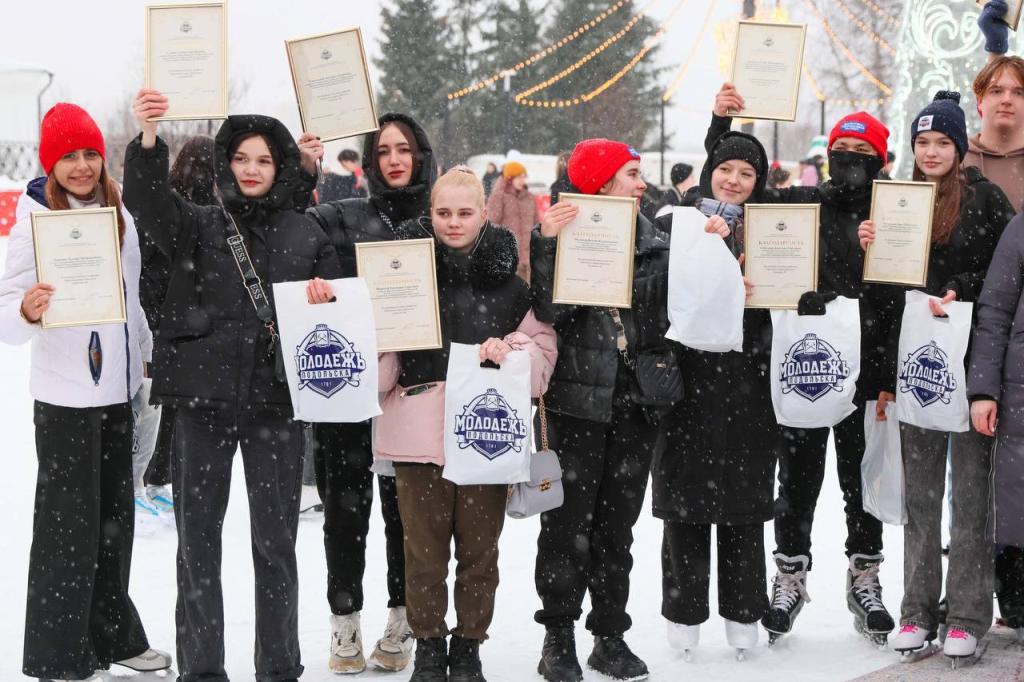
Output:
[355,238,442,353]
[145,2,228,121]
[31,207,127,329]
[729,21,806,122]
[553,193,637,308]
[863,180,936,287]
[743,204,820,309]
[979,0,1023,31]
[286,28,379,142]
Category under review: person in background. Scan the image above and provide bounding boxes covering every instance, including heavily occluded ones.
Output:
[486,161,537,282]
[766,163,793,190]
[318,148,368,203]
[653,162,695,218]
[879,151,897,180]
[549,150,573,204]
[482,161,500,197]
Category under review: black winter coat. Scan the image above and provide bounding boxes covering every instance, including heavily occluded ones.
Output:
[531,215,673,423]
[307,112,437,276]
[123,115,342,409]
[393,218,532,386]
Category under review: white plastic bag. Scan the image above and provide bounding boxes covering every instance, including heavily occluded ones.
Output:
[769,296,861,428]
[665,206,745,352]
[443,342,532,485]
[895,290,972,433]
[272,278,381,423]
[862,400,907,525]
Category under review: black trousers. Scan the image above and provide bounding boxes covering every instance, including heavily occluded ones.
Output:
[144,404,173,487]
[774,403,883,569]
[534,402,654,636]
[23,401,149,680]
[173,406,304,682]
[996,545,1024,625]
[661,521,768,625]
[314,421,405,615]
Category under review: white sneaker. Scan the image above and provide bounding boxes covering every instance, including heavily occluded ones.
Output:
[329,612,366,674]
[667,622,700,658]
[724,619,758,655]
[300,484,323,516]
[146,484,174,515]
[368,606,414,671]
[943,627,977,657]
[892,623,932,652]
[134,494,163,535]
[115,647,172,671]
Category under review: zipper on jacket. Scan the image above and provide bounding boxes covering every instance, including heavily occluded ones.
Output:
[401,382,436,397]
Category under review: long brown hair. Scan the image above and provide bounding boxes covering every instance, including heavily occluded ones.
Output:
[45,163,126,245]
[912,163,964,245]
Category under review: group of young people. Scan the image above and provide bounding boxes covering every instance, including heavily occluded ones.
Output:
[6,4,1024,682]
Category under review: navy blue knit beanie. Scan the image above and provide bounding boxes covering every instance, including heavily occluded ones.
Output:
[910,91,968,159]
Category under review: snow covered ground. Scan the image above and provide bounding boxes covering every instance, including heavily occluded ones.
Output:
[0,233,914,681]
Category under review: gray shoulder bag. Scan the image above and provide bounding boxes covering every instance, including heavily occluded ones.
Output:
[506,394,564,519]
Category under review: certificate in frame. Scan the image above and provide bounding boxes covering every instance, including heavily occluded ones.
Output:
[145,2,228,121]
[729,20,807,122]
[863,180,936,287]
[31,207,127,329]
[743,203,820,309]
[355,238,442,353]
[552,193,638,309]
[285,27,380,142]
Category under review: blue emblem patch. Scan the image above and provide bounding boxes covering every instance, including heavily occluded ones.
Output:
[779,333,851,402]
[898,341,956,407]
[453,388,528,460]
[839,121,867,134]
[294,323,366,398]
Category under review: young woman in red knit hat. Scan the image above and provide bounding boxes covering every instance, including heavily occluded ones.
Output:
[0,103,170,681]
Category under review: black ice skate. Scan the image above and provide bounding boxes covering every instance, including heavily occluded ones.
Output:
[761,553,811,646]
[847,553,894,649]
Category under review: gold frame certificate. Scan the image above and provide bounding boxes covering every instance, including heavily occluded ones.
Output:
[356,238,442,353]
[553,193,638,309]
[286,28,380,142]
[31,207,127,329]
[743,204,820,309]
[863,180,936,287]
[730,21,806,122]
[145,2,228,121]
[979,0,1023,31]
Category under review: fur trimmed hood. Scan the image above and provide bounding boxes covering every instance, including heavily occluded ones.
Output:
[396,216,520,290]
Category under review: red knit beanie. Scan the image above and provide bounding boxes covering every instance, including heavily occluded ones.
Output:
[38,103,106,175]
[828,112,889,160]
[567,138,641,195]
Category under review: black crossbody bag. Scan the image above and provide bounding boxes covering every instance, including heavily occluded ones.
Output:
[607,307,683,407]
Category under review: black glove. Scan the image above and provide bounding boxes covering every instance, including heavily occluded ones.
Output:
[797,290,838,316]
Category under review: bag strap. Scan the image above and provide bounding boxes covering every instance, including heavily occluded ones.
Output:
[607,307,634,369]
[218,201,279,345]
[539,393,549,451]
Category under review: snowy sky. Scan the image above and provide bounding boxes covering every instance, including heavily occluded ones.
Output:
[1,0,740,156]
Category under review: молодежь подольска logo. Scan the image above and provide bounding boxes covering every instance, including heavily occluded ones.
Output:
[898,340,957,407]
[294,323,367,398]
[453,388,528,460]
[779,333,851,402]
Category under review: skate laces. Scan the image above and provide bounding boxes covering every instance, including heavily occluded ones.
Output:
[851,564,886,612]
[381,612,411,647]
[332,618,360,656]
[899,624,919,634]
[947,628,969,640]
[771,571,811,609]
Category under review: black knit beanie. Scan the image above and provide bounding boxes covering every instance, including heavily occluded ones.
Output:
[670,162,693,185]
[911,91,968,159]
[709,135,767,178]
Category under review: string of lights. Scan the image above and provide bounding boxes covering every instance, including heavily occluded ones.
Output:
[662,0,718,102]
[800,0,892,95]
[446,0,631,101]
[803,62,890,107]
[853,0,901,29]
[834,0,896,56]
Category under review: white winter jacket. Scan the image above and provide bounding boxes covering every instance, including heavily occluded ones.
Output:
[0,183,153,408]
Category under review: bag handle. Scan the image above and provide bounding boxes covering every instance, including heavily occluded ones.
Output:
[539,393,549,451]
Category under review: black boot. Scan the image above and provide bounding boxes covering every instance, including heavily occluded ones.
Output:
[448,635,485,682]
[410,637,448,682]
[587,635,649,681]
[538,626,583,682]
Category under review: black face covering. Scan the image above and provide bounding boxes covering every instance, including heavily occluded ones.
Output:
[827,149,884,190]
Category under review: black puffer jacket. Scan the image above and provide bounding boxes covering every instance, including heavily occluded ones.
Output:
[123,115,342,409]
[394,217,531,386]
[531,214,673,423]
[307,112,437,276]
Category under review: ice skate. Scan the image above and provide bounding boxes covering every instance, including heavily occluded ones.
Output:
[943,628,979,669]
[329,612,366,674]
[666,622,699,661]
[724,619,758,661]
[846,554,893,648]
[892,624,938,663]
[114,647,172,672]
[761,553,810,645]
[299,484,323,517]
[587,635,649,681]
[367,606,414,671]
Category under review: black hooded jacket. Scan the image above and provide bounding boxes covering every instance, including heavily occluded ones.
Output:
[123,115,342,409]
[307,112,438,276]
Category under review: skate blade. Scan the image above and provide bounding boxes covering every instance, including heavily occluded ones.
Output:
[897,643,939,663]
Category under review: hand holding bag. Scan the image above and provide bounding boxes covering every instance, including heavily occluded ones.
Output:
[507,394,564,519]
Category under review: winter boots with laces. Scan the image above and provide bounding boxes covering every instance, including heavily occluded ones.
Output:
[368,606,414,671]
[329,612,365,674]
[538,625,583,682]
[847,553,895,648]
[448,634,486,681]
[586,635,649,681]
[762,553,811,645]
[410,637,448,682]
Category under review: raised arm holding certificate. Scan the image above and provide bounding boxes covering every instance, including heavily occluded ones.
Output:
[31,207,126,329]
[356,238,442,352]
[978,0,1023,30]
[145,2,228,121]
[552,193,637,308]
[863,181,936,287]
[743,204,819,309]
[729,21,806,122]
[286,28,379,142]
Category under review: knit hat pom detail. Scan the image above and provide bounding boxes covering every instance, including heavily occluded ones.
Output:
[933,90,962,104]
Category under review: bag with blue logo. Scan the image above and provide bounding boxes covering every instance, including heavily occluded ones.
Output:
[443,342,532,486]
[894,290,972,433]
[769,296,861,428]
[272,278,381,423]
[665,207,745,353]
[861,399,907,525]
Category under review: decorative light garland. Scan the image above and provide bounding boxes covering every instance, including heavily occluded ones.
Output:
[853,0,900,29]
[446,0,630,101]
[800,0,892,95]
[803,62,890,107]
[835,0,896,56]
[662,0,718,102]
